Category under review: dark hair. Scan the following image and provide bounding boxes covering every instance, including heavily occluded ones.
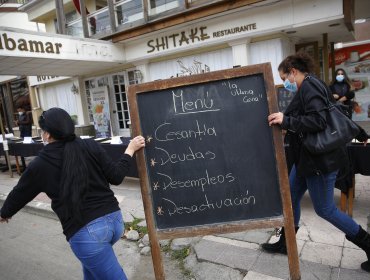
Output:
[38,108,88,223]
[278,52,316,75]
[333,68,352,86]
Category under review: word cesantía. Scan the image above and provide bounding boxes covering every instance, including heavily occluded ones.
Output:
[0,33,62,54]
[157,169,235,192]
[163,192,256,216]
[154,120,216,142]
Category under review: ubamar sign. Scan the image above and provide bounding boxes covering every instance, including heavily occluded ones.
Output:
[0,33,62,54]
[0,29,125,62]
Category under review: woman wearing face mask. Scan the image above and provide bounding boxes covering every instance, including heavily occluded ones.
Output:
[330,68,355,118]
[0,107,145,279]
[263,52,370,273]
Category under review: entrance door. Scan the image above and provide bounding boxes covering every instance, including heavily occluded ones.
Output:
[85,70,140,137]
[112,73,131,137]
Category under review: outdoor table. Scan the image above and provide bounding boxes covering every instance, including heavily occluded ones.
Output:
[2,138,139,178]
[337,143,370,216]
[284,142,369,217]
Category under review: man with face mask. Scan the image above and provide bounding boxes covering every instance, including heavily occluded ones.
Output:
[15,105,33,171]
[16,105,32,138]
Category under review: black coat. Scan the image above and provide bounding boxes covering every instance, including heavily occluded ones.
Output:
[0,139,133,240]
[329,81,355,118]
[17,112,32,137]
[281,75,347,177]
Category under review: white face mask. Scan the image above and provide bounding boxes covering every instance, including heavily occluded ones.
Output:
[18,112,24,116]
[41,131,49,146]
[42,138,49,146]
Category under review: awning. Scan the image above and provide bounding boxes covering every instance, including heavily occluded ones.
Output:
[0,27,126,76]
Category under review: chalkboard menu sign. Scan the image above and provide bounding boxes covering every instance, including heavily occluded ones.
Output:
[276,85,294,112]
[129,64,290,237]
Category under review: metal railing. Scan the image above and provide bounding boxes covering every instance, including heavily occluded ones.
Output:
[0,0,30,4]
[45,0,228,38]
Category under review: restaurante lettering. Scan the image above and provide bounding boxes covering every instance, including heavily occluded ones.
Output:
[0,33,62,54]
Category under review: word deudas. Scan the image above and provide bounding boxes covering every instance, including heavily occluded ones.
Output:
[163,192,256,216]
[155,146,216,165]
[154,119,216,141]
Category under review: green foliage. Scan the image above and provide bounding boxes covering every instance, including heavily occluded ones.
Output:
[124,216,147,237]
[168,246,193,279]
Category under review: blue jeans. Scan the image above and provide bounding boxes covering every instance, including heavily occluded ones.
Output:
[69,210,127,280]
[290,165,359,238]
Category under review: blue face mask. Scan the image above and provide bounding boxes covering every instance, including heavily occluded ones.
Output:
[336,74,344,82]
[283,74,298,93]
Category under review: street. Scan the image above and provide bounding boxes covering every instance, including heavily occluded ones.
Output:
[0,211,81,280]
[0,210,186,280]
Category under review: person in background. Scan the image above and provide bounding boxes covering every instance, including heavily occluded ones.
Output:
[15,105,33,170]
[264,52,370,273]
[0,107,145,279]
[330,68,355,118]
[16,105,32,138]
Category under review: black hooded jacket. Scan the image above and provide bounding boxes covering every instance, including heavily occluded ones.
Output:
[0,139,133,240]
[281,75,348,177]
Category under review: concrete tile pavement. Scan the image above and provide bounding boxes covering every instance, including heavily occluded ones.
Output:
[0,162,369,279]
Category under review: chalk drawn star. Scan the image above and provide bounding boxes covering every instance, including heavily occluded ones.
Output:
[153,182,159,190]
[157,206,164,215]
[146,136,153,143]
[150,158,157,167]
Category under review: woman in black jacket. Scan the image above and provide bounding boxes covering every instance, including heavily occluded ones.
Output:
[263,53,370,273]
[330,68,355,118]
[0,108,145,279]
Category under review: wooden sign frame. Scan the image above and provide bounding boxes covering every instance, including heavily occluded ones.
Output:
[128,63,300,280]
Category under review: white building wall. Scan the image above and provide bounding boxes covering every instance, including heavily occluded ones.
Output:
[149,48,233,81]
[0,12,45,32]
[249,38,294,84]
[39,82,79,116]
[124,0,344,63]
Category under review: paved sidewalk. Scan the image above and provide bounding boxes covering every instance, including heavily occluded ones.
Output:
[0,160,369,280]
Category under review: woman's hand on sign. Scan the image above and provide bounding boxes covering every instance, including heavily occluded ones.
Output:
[268,112,284,126]
[125,135,146,156]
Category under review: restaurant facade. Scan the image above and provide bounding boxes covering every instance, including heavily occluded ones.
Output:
[1,0,369,136]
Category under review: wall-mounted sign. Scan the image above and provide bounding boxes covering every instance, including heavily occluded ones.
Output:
[91,86,112,138]
[174,59,211,77]
[146,24,257,54]
[0,29,125,62]
[0,33,62,54]
[28,75,70,86]
[333,43,370,121]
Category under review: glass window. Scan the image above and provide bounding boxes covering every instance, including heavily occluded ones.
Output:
[112,74,130,130]
[88,8,110,36]
[148,0,180,17]
[116,0,143,26]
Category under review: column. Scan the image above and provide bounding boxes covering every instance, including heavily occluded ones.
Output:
[229,39,251,67]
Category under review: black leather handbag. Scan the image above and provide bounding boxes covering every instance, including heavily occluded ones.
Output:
[300,77,360,155]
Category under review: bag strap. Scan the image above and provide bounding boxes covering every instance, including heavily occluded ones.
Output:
[299,75,333,113]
